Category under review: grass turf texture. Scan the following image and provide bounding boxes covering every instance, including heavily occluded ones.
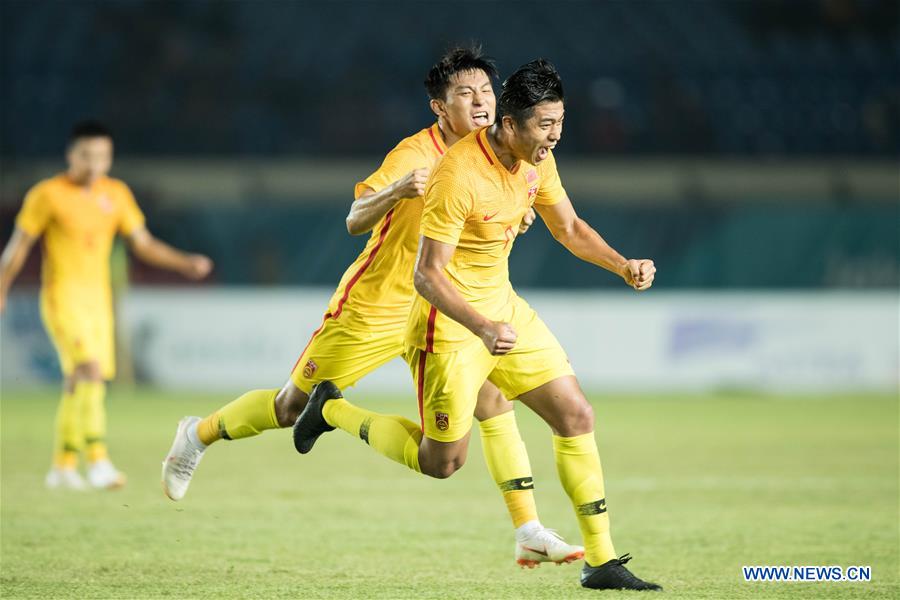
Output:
[1,388,897,599]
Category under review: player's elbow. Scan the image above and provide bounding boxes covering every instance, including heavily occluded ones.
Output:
[413,265,428,296]
[345,213,365,236]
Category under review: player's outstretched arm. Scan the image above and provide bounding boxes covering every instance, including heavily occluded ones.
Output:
[535,195,656,291]
[126,228,213,281]
[346,168,430,235]
[414,235,517,355]
[0,228,37,314]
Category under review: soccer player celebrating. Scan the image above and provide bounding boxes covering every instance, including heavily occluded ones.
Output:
[162,47,582,568]
[0,120,213,490]
[294,60,661,591]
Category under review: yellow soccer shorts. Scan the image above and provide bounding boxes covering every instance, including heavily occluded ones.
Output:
[40,291,116,379]
[289,315,405,394]
[406,295,574,443]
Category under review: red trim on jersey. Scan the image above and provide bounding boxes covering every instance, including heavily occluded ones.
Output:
[476,130,494,165]
[333,208,395,318]
[425,305,438,353]
[416,350,427,431]
[290,208,395,372]
[428,126,445,156]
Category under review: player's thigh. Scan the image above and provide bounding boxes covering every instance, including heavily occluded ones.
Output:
[406,342,496,443]
[516,375,593,436]
[40,293,94,377]
[488,298,575,402]
[473,380,514,422]
[289,317,404,394]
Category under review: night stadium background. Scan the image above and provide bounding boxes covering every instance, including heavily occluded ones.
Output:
[1,1,897,598]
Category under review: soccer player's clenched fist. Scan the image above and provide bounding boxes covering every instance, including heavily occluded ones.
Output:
[479,321,518,355]
[623,259,656,291]
[394,168,430,199]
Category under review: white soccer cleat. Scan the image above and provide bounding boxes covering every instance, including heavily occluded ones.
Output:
[161,416,205,501]
[45,467,88,491]
[516,527,585,568]
[87,459,127,489]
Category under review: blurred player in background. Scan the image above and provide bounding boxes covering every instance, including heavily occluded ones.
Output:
[0,120,213,490]
[163,46,583,568]
[294,60,661,590]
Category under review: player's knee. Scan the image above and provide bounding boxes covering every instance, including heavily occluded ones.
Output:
[274,385,308,428]
[559,399,594,436]
[73,362,102,382]
[423,453,466,479]
[433,457,465,479]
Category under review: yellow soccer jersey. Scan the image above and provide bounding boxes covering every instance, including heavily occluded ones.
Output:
[15,174,145,298]
[406,127,567,352]
[324,123,447,332]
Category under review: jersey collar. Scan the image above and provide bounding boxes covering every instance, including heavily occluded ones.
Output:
[428,123,447,156]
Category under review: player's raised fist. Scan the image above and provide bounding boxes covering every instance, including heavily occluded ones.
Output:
[394,168,430,200]
[182,254,213,280]
[518,208,536,235]
[622,259,656,291]
[479,321,518,355]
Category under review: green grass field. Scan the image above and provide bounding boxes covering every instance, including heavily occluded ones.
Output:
[1,388,897,599]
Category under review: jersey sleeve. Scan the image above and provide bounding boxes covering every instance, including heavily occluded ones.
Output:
[533,150,567,206]
[117,182,146,236]
[419,161,473,246]
[14,183,52,237]
[354,143,424,200]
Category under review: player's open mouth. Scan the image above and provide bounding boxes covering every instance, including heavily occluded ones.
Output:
[536,145,553,161]
[472,111,490,126]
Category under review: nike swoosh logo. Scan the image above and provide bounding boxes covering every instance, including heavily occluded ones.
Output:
[483,211,500,221]
[522,545,549,557]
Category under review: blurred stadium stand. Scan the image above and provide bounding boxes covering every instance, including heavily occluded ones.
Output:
[2,0,898,156]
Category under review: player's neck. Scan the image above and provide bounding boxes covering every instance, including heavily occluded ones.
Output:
[66,170,99,190]
[486,125,520,172]
[436,119,463,147]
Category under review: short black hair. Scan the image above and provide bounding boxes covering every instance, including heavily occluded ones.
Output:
[424,44,498,100]
[69,120,112,145]
[497,59,564,126]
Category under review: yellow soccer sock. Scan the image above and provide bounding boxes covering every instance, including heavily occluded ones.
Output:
[53,387,84,469]
[553,432,617,565]
[324,398,422,473]
[479,411,539,528]
[201,389,280,445]
[79,381,109,463]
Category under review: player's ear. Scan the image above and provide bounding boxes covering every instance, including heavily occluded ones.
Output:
[501,115,516,135]
[429,98,445,119]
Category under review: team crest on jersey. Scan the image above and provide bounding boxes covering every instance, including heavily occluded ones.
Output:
[96,194,114,213]
[526,169,538,183]
[435,412,450,431]
[527,185,538,201]
[303,359,318,378]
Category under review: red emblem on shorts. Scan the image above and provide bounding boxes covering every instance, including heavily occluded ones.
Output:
[303,359,318,379]
[435,412,450,431]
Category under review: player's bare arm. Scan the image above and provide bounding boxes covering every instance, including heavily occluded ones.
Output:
[413,235,517,355]
[0,228,37,314]
[127,228,213,280]
[534,195,656,291]
[346,168,429,235]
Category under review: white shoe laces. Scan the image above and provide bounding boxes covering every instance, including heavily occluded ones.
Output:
[169,445,203,481]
